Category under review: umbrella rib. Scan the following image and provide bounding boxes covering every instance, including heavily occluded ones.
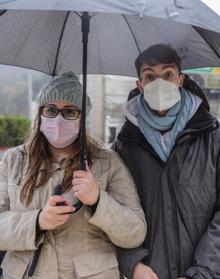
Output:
[192,26,220,61]
[52,11,70,76]
[122,15,141,54]
[0,10,7,16]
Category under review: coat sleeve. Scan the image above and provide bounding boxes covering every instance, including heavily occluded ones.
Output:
[112,140,149,279]
[88,151,147,249]
[185,147,220,279]
[0,151,44,251]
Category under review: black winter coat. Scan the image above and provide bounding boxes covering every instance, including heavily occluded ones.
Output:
[114,84,220,279]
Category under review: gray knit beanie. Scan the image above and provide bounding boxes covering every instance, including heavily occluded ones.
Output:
[35,71,92,114]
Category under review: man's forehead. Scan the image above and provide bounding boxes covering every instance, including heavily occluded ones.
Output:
[140,63,178,74]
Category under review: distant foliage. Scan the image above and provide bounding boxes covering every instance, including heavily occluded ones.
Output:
[0,116,31,146]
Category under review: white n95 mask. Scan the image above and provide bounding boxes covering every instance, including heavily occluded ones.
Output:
[143,78,181,111]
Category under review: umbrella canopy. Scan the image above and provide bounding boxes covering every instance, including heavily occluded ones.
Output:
[0,10,220,77]
[0,1,220,76]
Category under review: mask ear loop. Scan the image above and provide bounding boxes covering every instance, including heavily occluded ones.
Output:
[178,72,183,88]
[137,74,146,94]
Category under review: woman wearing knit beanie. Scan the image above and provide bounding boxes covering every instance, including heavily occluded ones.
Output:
[0,72,146,279]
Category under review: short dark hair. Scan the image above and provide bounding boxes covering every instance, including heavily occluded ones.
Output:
[135,44,181,77]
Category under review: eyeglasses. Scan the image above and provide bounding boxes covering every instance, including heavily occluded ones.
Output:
[41,106,81,120]
[141,70,180,84]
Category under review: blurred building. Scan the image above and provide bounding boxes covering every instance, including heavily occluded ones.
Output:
[86,75,136,143]
[185,68,220,119]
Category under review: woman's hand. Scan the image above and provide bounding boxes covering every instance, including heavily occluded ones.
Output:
[39,196,75,230]
[72,165,100,206]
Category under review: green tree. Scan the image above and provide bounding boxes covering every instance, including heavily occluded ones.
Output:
[0,116,31,147]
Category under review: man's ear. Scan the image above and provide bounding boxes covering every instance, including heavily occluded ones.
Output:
[179,74,185,87]
[136,80,144,92]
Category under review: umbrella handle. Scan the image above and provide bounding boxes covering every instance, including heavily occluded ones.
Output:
[54,158,84,211]
[73,200,83,212]
[54,183,83,214]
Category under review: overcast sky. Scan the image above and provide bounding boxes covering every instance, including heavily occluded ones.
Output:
[201,0,220,15]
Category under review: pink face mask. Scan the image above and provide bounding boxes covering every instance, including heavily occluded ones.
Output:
[40,115,80,148]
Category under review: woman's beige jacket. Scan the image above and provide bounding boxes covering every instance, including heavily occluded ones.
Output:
[0,145,146,279]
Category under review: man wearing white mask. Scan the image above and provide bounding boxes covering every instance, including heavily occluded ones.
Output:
[114,44,220,279]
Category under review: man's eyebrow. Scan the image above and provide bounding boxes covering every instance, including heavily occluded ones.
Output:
[141,67,155,74]
[141,64,177,74]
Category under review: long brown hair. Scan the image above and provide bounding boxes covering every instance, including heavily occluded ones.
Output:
[20,111,100,206]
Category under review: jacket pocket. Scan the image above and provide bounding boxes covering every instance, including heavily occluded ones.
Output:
[73,246,118,278]
[1,251,30,279]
